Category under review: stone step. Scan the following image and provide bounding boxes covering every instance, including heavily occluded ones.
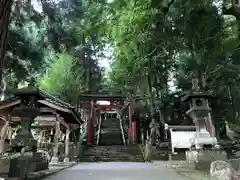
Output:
[82,154,144,159]
[83,149,142,155]
[81,157,144,162]
[81,145,144,162]
[81,156,144,162]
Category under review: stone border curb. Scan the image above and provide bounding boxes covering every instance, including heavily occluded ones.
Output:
[27,163,77,180]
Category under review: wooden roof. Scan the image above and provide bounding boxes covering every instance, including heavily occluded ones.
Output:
[0,87,83,124]
[181,91,210,102]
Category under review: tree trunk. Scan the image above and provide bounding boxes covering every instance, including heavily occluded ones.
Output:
[228,85,237,122]
[0,0,13,90]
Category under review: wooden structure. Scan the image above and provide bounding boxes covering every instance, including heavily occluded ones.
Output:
[0,87,83,163]
[77,92,138,145]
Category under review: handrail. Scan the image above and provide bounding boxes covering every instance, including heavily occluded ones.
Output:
[120,102,130,111]
[96,114,102,146]
[117,112,126,146]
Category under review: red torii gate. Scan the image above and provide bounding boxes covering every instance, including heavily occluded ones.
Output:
[77,93,137,146]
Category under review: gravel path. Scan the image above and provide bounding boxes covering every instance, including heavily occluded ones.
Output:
[42,162,192,180]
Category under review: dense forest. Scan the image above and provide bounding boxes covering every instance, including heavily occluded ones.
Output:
[1,0,240,139]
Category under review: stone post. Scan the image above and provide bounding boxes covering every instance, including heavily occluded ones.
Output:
[50,117,60,164]
[64,128,70,163]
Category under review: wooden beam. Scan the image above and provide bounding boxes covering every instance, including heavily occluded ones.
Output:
[79,103,122,109]
[0,99,20,110]
[40,107,57,113]
[38,121,56,127]
[78,95,126,100]
[38,100,71,113]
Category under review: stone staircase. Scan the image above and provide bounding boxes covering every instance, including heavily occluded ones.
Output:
[98,118,125,145]
[81,118,144,162]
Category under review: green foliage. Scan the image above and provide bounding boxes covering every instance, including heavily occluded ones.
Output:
[3,0,240,140]
[38,53,83,103]
[2,0,103,102]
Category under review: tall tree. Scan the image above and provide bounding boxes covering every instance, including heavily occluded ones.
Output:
[0,0,13,92]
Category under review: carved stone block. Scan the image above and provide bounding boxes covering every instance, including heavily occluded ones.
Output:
[0,158,10,175]
[186,150,227,170]
[210,160,231,180]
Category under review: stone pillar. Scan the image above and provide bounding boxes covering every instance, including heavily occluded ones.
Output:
[87,100,94,145]
[50,117,61,164]
[0,115,10,153]
[64,128,70,163]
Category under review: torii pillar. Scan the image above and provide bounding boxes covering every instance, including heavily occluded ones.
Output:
[128,103,137,144]
[87,100,95,145]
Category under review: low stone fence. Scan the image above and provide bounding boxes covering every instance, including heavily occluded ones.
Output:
[210,158,240,180]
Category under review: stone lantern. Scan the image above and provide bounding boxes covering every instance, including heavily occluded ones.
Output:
[6,87,49,179]
[11,87,40,152]
[182,79,226,170]
[182,92,217,149]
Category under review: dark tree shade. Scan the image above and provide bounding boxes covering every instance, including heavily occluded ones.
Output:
[0,0,13,87]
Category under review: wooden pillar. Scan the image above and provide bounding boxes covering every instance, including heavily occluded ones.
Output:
[50,115,61,164]
[96,109,100,127]
[76,125,81,159]
[37,130,44,148]
[87,100,94,145]
[131,114,137,144]
[64,128,70,163]
[49,128,54,143]
[7,126,12,140]
[0,114,10,153]
[128,104,132,144]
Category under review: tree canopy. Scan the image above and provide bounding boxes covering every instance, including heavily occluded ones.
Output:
[1,0,240,139]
